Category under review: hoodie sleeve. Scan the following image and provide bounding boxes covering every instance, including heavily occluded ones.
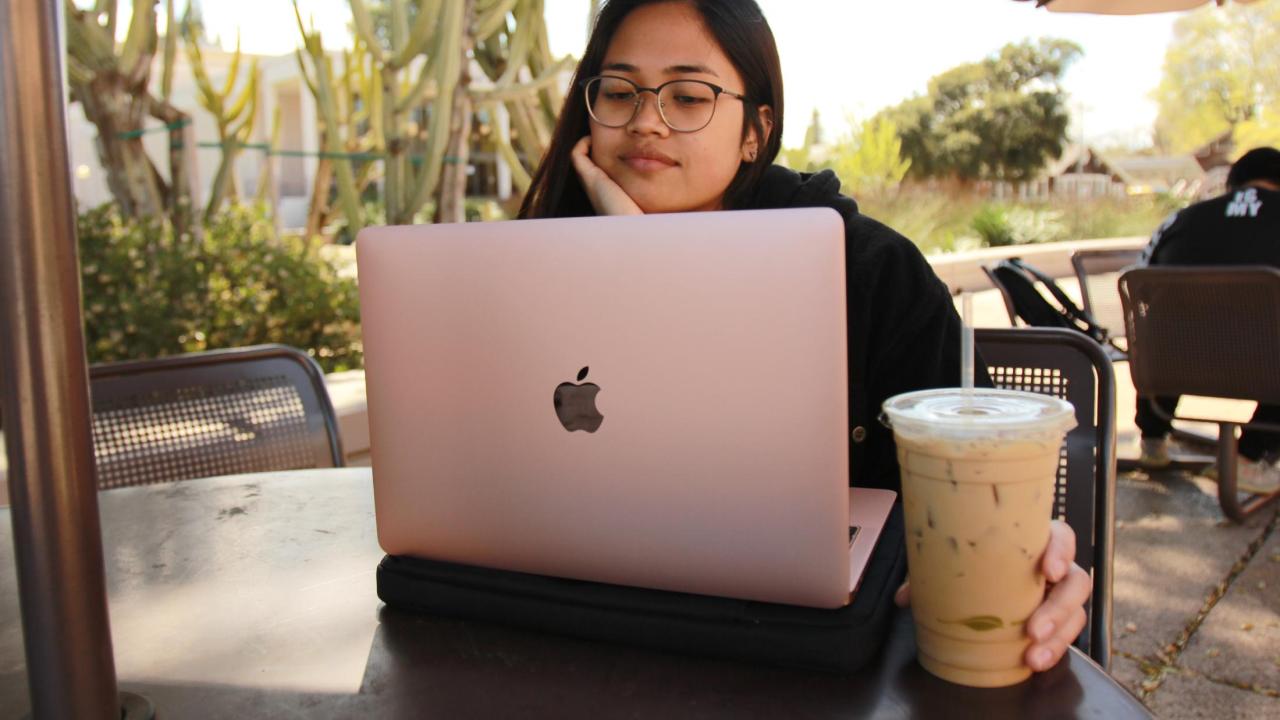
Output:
[845,215,986,491]
[749,165,984,491]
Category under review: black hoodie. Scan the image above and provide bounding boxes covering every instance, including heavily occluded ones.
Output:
[748,165,971,491]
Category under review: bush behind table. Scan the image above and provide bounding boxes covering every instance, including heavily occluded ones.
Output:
[78,202,362,373]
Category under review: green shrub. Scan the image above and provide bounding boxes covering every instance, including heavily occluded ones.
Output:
[970,205,1015,247]
[79,203,362,373]
[969,204,1066,248]
[331,198,510,244]
[858,182,1185,254]
[1006,206,1068,244]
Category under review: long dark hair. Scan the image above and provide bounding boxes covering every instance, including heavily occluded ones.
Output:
[518,0,784,219]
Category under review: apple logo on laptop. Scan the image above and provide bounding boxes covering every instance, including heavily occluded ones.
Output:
[554,366,604,432]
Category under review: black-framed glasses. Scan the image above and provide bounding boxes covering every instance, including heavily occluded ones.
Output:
[582,75,747,133]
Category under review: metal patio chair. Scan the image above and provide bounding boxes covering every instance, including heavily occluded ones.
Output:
[976,327,1117,668]
[1119,266,1280,522]
[1071,248,1141,357]
[89,344,344,490]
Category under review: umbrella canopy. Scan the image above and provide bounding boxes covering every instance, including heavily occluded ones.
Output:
[1017,0,1261,14]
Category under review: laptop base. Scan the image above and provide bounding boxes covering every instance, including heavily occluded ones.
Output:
[376,502,905,673]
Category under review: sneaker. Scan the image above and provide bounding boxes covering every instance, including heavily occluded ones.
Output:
[1139,437,1172,469]
[1236,458,1280,495]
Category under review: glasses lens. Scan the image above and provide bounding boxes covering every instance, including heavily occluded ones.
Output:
[586,77,638,127]
[658,81,718,131]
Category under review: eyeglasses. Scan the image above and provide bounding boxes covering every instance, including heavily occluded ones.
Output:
[582,75,747,133]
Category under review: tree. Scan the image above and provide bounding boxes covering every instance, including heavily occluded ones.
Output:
[803,108,825,148]
[1153,1,1280,154]
[778,109,825,171]
[877,38,1081,183]
[828,117,912,196]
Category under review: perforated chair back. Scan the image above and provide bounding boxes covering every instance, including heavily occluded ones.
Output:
[90,344,344,490]
[1072,249,1141,347]
[1120,267,1280,404]
[976,327,1116,667]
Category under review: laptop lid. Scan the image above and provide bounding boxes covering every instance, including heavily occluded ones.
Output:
[357,208,852,607]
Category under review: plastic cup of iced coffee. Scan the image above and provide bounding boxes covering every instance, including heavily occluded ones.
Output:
[882,388,1076,687]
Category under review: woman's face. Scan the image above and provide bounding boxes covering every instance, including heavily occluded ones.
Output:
[589,2,765,213]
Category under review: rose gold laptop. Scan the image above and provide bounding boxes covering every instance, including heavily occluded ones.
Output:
[356,208,895,609]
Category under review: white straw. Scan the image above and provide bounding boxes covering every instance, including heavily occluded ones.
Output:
[961,292,974,395]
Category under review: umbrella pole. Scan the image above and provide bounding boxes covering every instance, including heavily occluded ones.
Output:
[0,1,150,718]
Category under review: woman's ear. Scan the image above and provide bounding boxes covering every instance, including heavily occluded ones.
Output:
[741,105,775,163]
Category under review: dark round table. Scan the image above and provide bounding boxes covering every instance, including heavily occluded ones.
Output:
[0,469,1151,718]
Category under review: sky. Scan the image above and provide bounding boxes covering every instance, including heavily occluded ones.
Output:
[184,0,1186,150]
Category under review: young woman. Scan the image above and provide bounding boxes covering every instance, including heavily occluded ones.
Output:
[520,0,1091,673]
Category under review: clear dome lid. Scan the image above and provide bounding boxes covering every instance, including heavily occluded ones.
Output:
[882,388,1076,440]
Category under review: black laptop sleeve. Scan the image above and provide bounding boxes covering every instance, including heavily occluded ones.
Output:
[376,502,906,673]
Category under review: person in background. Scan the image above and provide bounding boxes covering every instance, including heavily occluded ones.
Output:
[1136,146,1280,494]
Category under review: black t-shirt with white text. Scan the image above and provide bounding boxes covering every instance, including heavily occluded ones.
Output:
[1141,186,1280,267]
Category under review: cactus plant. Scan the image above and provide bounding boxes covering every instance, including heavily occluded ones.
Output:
[425,0,573,219]
[183,24,260,221]
[344,0,467,225]
[256,105,283,211]
[291,0,572,228]
[65,0,194,231]
[293,2,370,234]
[471,0,571,196]
[434,0,476,223]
